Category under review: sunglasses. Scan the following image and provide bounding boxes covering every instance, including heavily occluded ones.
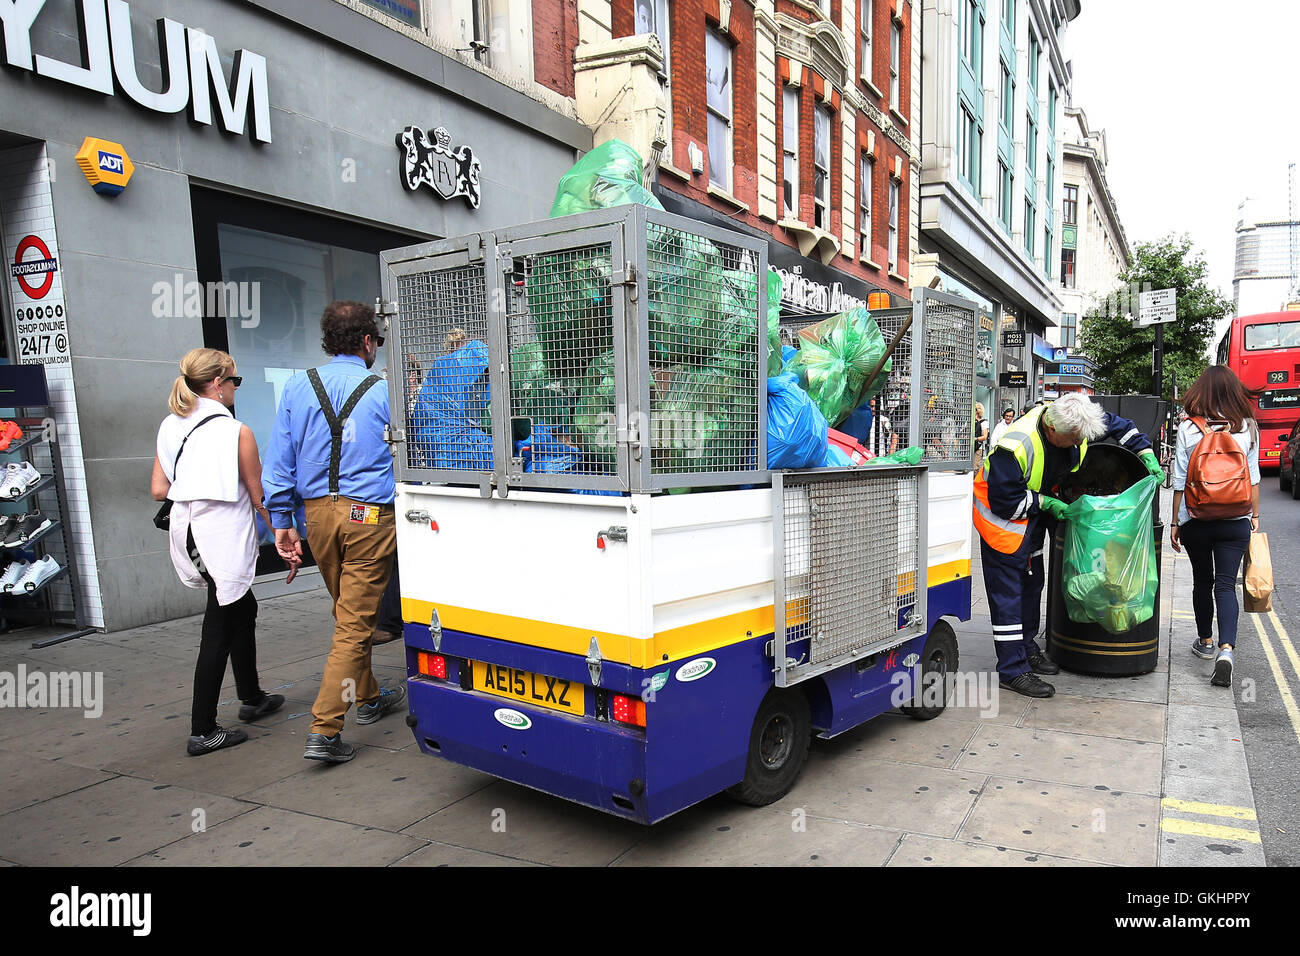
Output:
[221,375,243,387]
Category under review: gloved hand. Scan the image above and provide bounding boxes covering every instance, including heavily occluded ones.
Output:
[1039,495,1069,520]
[1139,449,1164,480]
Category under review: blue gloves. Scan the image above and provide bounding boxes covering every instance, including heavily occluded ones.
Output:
[1039,495,1069,520]
[1139,449,1164,480]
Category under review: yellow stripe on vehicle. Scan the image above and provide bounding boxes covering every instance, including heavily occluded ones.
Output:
[1160,798,1257,821]
[1159,818,1261,844]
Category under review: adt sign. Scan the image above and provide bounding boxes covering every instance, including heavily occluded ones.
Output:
[76,137,134,196]
[97,150,123,173]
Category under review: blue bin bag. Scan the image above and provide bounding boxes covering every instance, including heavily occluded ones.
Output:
[823,443,855,467]
[781,344,798,364]
[407,340,495,470]
[524,422,583,475]
[767,373,829,469]
[838,402,875,445]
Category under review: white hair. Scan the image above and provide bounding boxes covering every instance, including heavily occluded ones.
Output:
[1043,392,1105,440]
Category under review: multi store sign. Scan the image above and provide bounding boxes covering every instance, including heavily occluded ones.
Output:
[0,0,272,142]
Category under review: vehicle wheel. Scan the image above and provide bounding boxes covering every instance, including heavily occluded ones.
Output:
[900,619,960,721]
[1292,470,1300,500]
[727,688,811,806]
[1281,466,1292,494]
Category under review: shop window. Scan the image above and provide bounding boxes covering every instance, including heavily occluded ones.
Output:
[706,30,733,192]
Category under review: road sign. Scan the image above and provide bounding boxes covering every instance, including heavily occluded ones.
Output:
[1136,288,1177,327]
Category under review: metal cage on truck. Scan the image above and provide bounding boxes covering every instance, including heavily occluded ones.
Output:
[381,208,978,824]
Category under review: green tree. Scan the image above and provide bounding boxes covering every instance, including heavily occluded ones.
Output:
[1078,234,1230,401]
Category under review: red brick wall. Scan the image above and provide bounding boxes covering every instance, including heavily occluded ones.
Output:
[533,0,578,98]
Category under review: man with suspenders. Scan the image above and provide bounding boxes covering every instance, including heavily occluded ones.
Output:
[263,301,405,763]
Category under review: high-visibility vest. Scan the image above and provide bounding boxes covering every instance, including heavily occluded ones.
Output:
[972,404,1087,553]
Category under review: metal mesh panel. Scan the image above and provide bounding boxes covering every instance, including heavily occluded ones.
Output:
[873,307,913,454]
[644,223,761,476]
[397,265,492,473]
[918,299,975,464]
[781,470,921,669]
[512,243,617,476]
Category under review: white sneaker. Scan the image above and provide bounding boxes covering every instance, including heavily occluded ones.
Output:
[14,461,40,492]
[0,463,24,498]
[0,560,29,592]
[16,556,60,593]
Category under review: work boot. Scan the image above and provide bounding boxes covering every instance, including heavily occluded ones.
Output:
[1027,649,1060,675]
[999,672,1055,698]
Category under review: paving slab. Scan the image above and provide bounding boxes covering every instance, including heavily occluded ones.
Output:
[613,797,902,866]
[1044,669,1169,704]
[886,831,1108,867]
[770,756,988,838]
[958,776,1161,867]
[955,723,1163,794]
[809,710,980,770]
[403,780,646,866]
[239,743,493,831]
[392,841,543,867]
[1022,694,1166,743]
[1157,782,1267,867]
[126,805,427,867]
[0,747,115,815]
[0,775,250,866]
[1163,704,1251,783]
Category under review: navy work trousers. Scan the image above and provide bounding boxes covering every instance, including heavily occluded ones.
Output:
[980,516,1053,681]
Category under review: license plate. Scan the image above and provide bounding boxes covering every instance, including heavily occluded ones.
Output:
[471,661,584,716]
[1265,449,1282,457]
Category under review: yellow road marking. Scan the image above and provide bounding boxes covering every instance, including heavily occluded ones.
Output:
[1160,798,1256,821]
[1159,818,1262,844]
[1268,609,1300,684]
[1250,614,1300,750]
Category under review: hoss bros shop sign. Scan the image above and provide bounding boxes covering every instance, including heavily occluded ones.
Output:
[0,0,272,142]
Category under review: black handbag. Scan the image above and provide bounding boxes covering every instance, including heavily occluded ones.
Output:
[154,414,224,531]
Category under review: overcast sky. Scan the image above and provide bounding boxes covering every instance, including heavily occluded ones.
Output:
[1065,0,1300,306]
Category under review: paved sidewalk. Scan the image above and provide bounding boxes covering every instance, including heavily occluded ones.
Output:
[0,489,1266,866]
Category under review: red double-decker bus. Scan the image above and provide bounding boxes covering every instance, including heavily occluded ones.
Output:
[1215,310,1300,471]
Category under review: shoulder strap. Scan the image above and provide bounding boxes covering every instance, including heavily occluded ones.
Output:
[306,367,383,498]
[173,413,225,473]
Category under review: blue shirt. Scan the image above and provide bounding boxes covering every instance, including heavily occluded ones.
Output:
[262,355,394,529]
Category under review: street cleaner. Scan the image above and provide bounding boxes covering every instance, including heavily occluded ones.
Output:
[973,392,1160,697]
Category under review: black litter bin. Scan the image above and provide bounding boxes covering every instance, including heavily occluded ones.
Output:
[1045,443,1162,676]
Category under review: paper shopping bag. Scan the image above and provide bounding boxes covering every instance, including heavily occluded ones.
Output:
[1243,531,1273,614]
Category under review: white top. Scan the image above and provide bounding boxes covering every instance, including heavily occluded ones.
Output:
[989,419,1013,448]
[156,398,257,605]
[1172,417,1260,525]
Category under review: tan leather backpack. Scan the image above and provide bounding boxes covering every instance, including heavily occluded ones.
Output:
[1184,417,1253,520]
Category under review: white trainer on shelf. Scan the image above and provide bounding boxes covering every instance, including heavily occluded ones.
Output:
[16,555,61,593]
[14,461,40,493]
[0,560,30,592]
[0,463,24,498]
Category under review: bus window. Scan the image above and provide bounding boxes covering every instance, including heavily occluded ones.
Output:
[1216,325,1230,364]
[1245,319,1300,350]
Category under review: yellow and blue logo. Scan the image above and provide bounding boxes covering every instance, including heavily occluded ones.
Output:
[75,137,134,196]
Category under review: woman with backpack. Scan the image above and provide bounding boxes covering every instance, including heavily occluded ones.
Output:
[1169,366,1261,688]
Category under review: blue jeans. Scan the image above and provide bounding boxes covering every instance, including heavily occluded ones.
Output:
[1179,518,1251,648]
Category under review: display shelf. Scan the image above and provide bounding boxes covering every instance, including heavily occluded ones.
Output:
[2,475,52,504]
[0,564,68,600]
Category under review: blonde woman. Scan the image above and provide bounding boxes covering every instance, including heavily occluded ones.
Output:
[151,349,284,755]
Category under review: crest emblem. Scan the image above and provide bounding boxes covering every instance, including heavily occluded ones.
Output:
[396,125,481,208]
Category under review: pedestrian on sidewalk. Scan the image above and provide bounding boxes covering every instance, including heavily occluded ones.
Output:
[972,402,989,470]
[1169,366,1261,688]
[263,301,406,764]
[989,407,1015,448]
[973,393,1161,698]
[152,348,284,756]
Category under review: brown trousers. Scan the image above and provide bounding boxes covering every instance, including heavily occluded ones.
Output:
[304,497,396,737]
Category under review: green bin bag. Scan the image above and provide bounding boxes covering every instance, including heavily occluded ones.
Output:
[783,307,891,428]
[1061,475,1161,634]
[548,139,664,217]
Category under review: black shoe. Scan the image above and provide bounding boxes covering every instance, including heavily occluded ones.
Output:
[187,724,249,756]
[3,512,51,548]
[1027,649,1060,675]
[238,693,285,722]
[1000,672,1056,698]
[304,732,355,763]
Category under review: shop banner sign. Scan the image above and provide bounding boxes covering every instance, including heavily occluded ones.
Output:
[396,126,481,208]
[976,312,995,380]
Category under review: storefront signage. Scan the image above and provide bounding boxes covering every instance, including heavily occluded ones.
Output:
[1061,225,1077,249]
[1031,336,1069,364]
[1002,329,1025,348]
[74,137,134,195]
[10,235,58,299]
[357,0,420,27]
[773,266,869,314]
[396,126,481,208]
[1000,371,1028,389]
[976,313,995,380]
[1058,362,1087,376]
[0,0,272,142]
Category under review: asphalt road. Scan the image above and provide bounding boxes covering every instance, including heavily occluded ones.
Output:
[1231,473,1300,866]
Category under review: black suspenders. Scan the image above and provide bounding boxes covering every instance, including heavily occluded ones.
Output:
[305,368,383,500]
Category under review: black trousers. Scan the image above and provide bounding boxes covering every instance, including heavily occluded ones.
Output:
[1180,518,1251,648]
[187,528,263,736]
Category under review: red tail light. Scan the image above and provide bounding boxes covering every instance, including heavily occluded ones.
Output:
[611,694,646,727]
[418,652,448,680]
